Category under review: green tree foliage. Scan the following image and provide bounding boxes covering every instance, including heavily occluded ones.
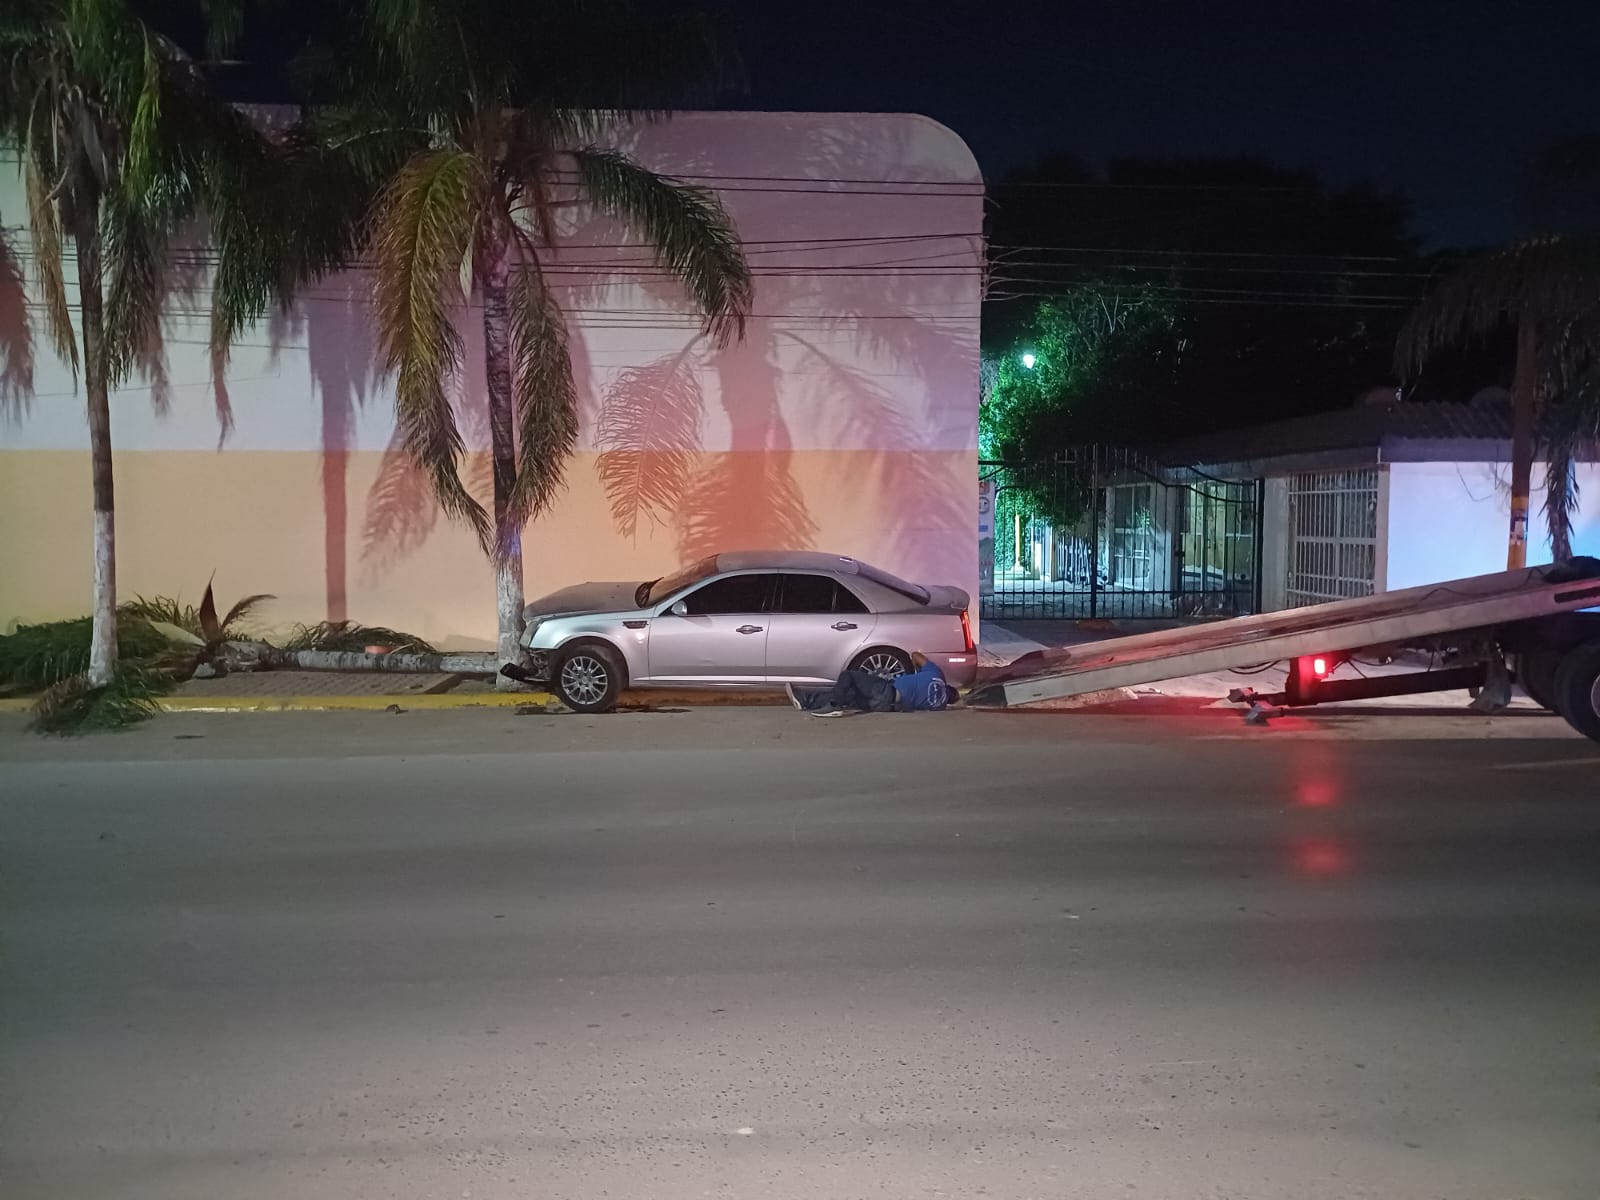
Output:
[980,287,1180,546]
[986,155,1428,437]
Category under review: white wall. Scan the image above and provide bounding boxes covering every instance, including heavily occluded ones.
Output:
[1,111,986,646]
[1260,476,1289,611]
[1383,460,1600,590]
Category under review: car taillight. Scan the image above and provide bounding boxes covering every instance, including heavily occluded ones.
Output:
[960,610,976,654]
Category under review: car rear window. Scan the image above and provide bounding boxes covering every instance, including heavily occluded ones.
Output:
[856,563,930,604]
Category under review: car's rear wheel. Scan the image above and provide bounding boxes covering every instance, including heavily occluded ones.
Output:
[1551,640,1600,743]
[552,642,624,713]
[851,647,912,679]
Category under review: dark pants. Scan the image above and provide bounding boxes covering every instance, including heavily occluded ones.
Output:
[798,669,899,712]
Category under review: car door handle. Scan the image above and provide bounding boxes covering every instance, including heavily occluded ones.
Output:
[831,621,858,631]
[736,625,764,635]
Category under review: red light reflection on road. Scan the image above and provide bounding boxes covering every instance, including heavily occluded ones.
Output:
[1289,837,1348,877]
[1295,777,1339,808]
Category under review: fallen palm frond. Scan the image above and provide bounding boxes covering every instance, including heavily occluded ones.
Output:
[279,621,438,655]
[0,615,173,692]
[124,584,275,642]
[28,663,175,735]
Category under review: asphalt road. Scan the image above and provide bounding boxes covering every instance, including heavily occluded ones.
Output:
[2,708,1598,1199]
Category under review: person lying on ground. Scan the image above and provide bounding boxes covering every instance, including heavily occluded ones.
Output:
[786,653,954,716]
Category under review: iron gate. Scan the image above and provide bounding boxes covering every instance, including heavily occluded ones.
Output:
[981,447,1262,621]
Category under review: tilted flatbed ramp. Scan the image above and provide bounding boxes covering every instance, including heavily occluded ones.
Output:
[974,561,1600,707]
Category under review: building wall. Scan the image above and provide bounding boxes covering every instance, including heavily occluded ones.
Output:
[1383,461,1600,591]
[0,112,984,648]
[1260,477,1290,611]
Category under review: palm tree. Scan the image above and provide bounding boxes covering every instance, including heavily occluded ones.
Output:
[0,0,325,686]
[1398,138,1600,565]
[331,0,752,676]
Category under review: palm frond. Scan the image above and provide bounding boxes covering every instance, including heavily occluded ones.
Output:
[222,591,274,631]
[1397,234,1600,372]
[0,230,35,413]
[29,662,172,735]
[370,146,492,546]
[197,0,247,59]
[0,612,171,690]
[594,342,704,539]
[22,154,79,378]
[279,620,437,655]
[1538,309,1600,559]
[501,259,578,557]
[101,189,166,384]
[124,26,162,193]
[566,146,752,345]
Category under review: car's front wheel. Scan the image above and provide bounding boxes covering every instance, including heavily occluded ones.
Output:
[552,642,625,713]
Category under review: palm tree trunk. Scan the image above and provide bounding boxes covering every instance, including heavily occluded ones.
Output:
[1506,317,1537,570]
[74,211,118,688]
[480,231,525,688]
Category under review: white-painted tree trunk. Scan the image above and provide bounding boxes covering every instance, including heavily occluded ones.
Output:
[495,541,526,691]
[88,510,117,686]
[76,215,118,689]
[480,229,527,692]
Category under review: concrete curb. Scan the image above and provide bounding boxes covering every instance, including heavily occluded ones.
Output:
[0,689,795,714]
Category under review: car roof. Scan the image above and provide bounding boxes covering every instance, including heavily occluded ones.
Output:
[713,550,865,576]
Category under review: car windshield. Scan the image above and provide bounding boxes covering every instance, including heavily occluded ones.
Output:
[642,556,719,606]
[857,562,930,604]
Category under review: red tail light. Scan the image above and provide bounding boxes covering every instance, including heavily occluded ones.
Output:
[960,610,976,654]
[1312,656,1328,677]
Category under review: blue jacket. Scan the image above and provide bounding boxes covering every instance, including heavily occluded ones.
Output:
[892,661,950,711]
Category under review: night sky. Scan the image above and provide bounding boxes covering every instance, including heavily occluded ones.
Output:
[721,0,1600,248]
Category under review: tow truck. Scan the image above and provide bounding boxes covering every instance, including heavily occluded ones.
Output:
[970,558,1600,742]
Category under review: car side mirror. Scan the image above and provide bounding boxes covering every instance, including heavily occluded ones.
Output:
[670,600,690,617]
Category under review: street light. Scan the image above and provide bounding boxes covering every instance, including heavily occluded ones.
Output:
[1020,351,1036,369]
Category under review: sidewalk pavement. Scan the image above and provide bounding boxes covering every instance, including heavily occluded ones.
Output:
[0,622,1546,715]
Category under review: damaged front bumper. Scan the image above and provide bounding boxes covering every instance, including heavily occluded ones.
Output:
[499,650,551,685]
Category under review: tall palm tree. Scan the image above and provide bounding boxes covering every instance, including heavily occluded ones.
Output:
[1398,138,1600,565]
[331,0,752,676]
[0,0,327,686]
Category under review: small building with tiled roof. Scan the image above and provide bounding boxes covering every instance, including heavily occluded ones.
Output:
[1149,390,1600,612]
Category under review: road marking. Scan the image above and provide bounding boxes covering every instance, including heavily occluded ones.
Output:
[1492,756,1600,770]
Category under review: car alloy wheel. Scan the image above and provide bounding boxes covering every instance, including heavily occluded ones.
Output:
[559,653,611,708]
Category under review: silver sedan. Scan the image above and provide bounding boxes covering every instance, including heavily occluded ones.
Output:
[511,551,978,712]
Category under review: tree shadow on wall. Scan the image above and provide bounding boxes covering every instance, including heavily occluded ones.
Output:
[270,274,381,622]
[355,112,980,581]
[0,236,33,425]
[589,114,981,580]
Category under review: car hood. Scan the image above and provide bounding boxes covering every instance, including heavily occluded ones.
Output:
[522,581,644,622]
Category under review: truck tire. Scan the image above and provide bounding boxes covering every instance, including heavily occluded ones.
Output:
[1517,648,1563,712]
[1551,640,1600,742]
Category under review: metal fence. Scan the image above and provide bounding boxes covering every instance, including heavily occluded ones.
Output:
[981,447,1262,621]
